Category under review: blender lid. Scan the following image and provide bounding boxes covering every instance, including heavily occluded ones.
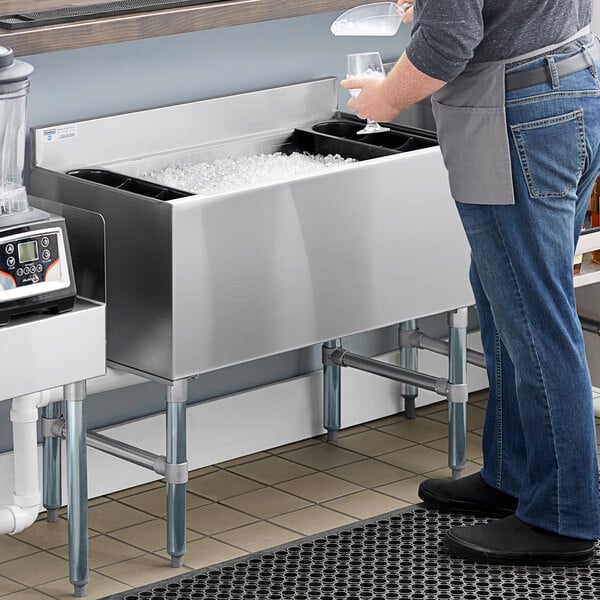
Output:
[0,46,34,83]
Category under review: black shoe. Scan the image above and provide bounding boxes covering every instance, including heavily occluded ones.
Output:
[418,473,518,518]
[445,514,596,566]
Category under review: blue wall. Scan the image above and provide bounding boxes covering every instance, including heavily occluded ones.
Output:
[1,12,424,451]
[24,12,411,126]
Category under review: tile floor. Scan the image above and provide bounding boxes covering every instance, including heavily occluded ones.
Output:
[1,389,599,600]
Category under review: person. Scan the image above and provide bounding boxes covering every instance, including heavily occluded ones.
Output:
[341,0,600,566]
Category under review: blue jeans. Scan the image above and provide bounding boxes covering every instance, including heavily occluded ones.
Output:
[455,45,600,539]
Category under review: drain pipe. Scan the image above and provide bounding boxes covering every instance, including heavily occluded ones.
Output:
[0,390,53,535]
[2,369,149,535]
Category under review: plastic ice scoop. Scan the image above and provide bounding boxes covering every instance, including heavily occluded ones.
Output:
[330,2,406,36]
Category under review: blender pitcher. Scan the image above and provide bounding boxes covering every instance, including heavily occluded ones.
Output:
[0,47,34,216]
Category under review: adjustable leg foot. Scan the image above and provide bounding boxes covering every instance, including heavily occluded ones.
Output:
[171,555,184,568]
[404,397,417,420]
[46,508,60,523]
[451,468,464,481]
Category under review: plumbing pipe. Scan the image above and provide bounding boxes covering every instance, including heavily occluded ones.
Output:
[0,390,54,535]
[0,368,148,535]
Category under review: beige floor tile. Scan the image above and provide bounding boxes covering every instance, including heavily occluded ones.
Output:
[378,444,450,474]
[428,405,487,431]
[333,430,414,457]
[327,459,414,488]
[176,537,246,570]
[323,490,409,520]
[107,480,163,500]
[186,504,257,535]
[0,537,38,564]
[375,475,426,504]
[0,575,25,597]
[415,402,449,416]
[425,433,484,461]
[274,472,363,503]
[336,425,371,439]
[118,488,211,518]
[378,417,449,443]
[423,461,482,480]
[97,555,190,588]
[12,517,70,551]
[279,442,364,471]
[214,521,302,553]
[269,505,356,536]
[217,452,271,468]
[187,465,218,479]
[37,572,130,600]
[109,521,202,553]
[186,471,263,501]
[469,389,490,404]
[365,413,405,429]
[48,535,144,569]
[87,502,154,534]
[269,438,320,455]
[1,591,54,600]
[226,456,315,485]
[222,488,311,519]
[0,552,68,587]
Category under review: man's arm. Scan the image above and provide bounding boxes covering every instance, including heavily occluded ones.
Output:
[340,52,445,123]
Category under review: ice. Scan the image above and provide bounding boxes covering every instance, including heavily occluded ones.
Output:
[141,151,357,196]
[331,18,399,36]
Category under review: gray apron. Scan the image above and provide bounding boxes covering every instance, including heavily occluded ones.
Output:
[431,27,592,205]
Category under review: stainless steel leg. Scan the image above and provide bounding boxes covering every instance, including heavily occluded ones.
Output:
[399,320,418,419]
[323,339,342,442]
[43,400,62,523]
[64,382,88,598]
[448,309,468,480]
[166,379,188,568]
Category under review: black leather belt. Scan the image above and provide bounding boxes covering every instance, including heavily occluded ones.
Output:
[505,44,600,92]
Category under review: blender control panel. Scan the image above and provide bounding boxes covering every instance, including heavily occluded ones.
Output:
[0,227,71,298]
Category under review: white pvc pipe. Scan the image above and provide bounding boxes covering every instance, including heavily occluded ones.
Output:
[1,369,149,536]
[0,392,49,535]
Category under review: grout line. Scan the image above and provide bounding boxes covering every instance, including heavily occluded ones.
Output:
[0,399,496,595]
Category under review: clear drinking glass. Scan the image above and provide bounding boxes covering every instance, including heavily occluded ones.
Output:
[346,51,390,135]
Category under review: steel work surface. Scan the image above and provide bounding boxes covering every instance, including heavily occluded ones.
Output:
[30,78,473,382]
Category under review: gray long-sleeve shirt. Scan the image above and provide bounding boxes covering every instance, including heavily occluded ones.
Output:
[406,0,593,81]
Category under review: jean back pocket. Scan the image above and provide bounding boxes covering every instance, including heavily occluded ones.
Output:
[509,109,586,199]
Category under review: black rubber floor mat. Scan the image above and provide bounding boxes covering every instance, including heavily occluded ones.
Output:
[0,1,220,30]
[102,505,600,600]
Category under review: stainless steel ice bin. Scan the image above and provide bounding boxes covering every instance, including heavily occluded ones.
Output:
[30,78,473,382]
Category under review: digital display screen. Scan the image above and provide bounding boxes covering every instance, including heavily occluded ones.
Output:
[18,240,38,263]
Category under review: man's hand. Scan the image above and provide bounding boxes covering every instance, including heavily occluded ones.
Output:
[399,0,414,23]
[341,53,446,125]
[340,77,402,123]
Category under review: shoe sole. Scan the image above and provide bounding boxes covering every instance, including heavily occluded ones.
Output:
[445,532,595,567]
[418,484,516,519]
